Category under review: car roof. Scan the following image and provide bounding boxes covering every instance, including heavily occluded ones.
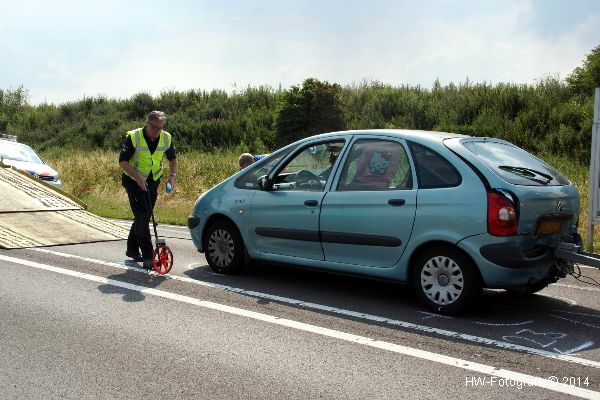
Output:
[0,139,33,149]
[302,129,470,146]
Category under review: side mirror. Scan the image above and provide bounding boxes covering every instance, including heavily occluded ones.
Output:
[257,175,271,190]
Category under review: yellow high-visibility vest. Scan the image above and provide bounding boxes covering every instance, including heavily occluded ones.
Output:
[125,128,172,181]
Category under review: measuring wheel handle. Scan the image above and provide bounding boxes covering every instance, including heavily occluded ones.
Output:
[152,243,174,275]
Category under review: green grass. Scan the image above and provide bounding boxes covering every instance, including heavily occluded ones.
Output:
[42,149,600,250]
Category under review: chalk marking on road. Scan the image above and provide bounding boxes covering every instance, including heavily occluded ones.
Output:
[550,315,600,330]
[28,248,600,369]
[554,310,600,318]
[539,293,578,306]
[473,320,533,327]
[554,283,600,292]
[2,254,599,400]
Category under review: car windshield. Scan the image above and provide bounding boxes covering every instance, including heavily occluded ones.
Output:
[0,142,44,164]
[462,140,569,186]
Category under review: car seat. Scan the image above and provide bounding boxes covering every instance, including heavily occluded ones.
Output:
[350,144,401,190]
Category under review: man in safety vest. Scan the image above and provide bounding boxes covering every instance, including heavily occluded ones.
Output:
[119,110,177,268]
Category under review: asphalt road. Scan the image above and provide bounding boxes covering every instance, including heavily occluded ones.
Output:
[1,221,599,399]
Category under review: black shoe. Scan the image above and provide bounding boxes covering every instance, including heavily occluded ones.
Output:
[142,259,154,269]
[125,251,144,262]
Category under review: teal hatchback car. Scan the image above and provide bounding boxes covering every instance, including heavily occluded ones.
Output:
[188,130,581,314]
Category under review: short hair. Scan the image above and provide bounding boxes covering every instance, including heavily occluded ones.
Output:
[239,153,255,169]
[147,110,166,122]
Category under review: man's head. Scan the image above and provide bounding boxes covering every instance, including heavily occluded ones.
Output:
[239,153,255,170]
[145,110,166,139]
[329,152,338,165]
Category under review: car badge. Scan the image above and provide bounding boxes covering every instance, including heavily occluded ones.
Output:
[556,200,563,213]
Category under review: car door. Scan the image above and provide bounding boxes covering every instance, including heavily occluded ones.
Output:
[250,139,346,260]
[320,137,417,268]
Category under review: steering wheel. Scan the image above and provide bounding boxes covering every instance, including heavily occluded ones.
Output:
[295,170,320,188]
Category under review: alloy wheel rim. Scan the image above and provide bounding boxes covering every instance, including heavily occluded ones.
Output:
[208,229,234,267]
[420,255,464,306]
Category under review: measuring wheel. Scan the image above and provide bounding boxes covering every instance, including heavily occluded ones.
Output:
[153,243,174,275]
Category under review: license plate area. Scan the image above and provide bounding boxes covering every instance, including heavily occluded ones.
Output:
[535,214,572,235]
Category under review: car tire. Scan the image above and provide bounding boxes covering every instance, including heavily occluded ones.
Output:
[412,246,481,315]
[204,220,245,275]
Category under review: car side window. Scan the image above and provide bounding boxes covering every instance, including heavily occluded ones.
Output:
[409,142,461,188]
[272,140,345,192]
[337,139,412,191]
[235,149,293,190]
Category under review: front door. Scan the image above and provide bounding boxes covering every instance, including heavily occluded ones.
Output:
[250,139,346,260]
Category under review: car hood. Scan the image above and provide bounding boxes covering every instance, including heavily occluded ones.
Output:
[2,159,58,177]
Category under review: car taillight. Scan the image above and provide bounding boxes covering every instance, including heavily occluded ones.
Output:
[487,191,517,236]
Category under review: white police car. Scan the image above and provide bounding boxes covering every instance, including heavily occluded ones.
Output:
[0,135,62,189]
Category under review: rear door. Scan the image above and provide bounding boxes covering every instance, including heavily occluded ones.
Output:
[319,137,417,268]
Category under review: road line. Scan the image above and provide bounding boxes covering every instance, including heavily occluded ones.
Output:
[2,254,599,400]
[30,248,600,369]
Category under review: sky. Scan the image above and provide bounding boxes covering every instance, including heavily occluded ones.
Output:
[1,0,599,105]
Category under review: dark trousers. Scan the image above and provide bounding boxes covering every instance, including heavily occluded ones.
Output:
[122,174,159,260]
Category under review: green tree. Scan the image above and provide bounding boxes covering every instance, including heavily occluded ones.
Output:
[274,78,345,146]
[566,44,600,95]
[0,85,29,132]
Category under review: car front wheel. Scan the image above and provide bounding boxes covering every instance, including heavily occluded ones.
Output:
[204,220,245,274]
[412,246,481,314]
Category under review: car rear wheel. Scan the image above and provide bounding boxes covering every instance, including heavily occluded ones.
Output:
[204,220,245,274]
[412,246,481,314]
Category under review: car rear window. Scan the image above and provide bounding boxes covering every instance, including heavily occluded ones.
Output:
[461,140,570,186]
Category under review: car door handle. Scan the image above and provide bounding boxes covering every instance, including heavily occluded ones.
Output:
[388,199,406,206]
[304,200,319,207]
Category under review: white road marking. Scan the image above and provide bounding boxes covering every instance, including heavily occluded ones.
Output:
[29,248,600,369]
[2,254,599,400]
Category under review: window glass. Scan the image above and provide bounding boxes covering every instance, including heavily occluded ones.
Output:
[0,143,44,164]
[462,141,569,186]
[409,143,461,188]
[235,148,294,190]
[271,141,345,192]
[337,139,412,191]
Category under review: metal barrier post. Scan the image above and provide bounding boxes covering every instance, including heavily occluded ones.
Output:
[587,88,600,252]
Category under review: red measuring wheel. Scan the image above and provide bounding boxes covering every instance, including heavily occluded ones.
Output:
[153,243,174,275]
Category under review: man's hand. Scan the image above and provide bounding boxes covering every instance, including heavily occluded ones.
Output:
[119,161,147,191]
[168,173,176,190]
[135,174,147,191]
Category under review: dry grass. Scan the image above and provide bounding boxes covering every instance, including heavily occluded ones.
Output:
[43,149,240,225]
[43,149,600,250]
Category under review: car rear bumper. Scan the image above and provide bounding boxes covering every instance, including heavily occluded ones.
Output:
[457,234,558,288]
[479,243,553,268]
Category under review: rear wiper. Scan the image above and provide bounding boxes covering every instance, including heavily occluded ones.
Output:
[498,165,553,184]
